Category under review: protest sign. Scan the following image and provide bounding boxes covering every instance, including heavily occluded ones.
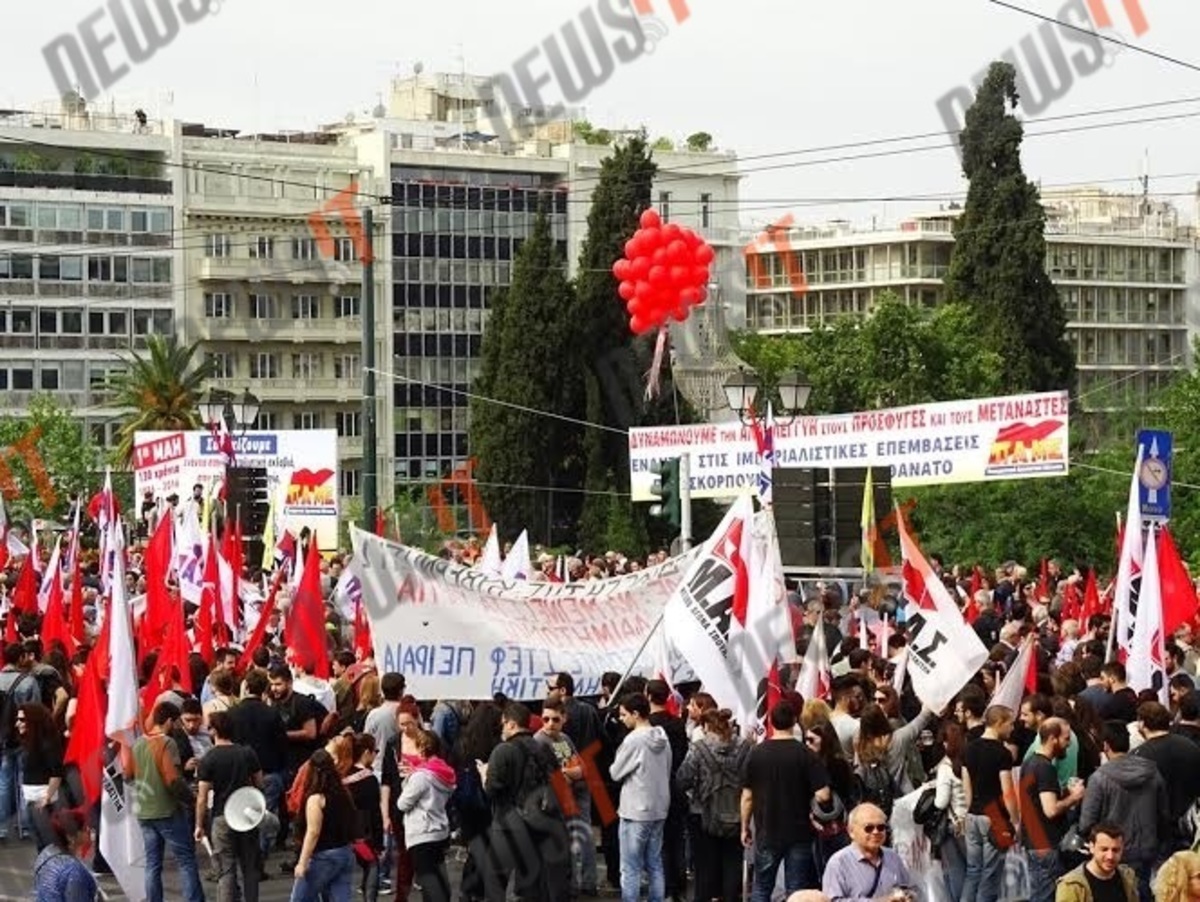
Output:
[349,526,703,700]
[629,391,1069,500]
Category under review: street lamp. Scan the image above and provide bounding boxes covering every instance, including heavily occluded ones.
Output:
[723,367,811,424]
[198,387,260,434]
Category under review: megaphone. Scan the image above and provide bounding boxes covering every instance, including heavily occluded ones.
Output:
[224,786,267,832]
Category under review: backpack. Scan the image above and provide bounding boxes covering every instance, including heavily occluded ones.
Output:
[513,737,562,826]
[0,673,32,748]
[1179,797,1200,850]
[694,740,747,839]
[853,759,899,817]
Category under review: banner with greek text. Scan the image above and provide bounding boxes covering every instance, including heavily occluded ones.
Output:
[349,526,703,700]
[628,391,1069,500]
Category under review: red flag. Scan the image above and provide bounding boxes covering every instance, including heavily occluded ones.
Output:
[1025,640,1039,695]
[63,650,106,805]
[1038,558,1050,603]
[40,568,75,658]
[3,604,16,647]
[1081,570,1103,626]
[237,569,285,671]
[142,515,173,649]
[1061,580,1081,623]
[11,558,37,615]
[374,511,387,539]
[285,538,330,678]
[196,536,220,666]
[222,521,244,632]
[353,597,372,662]
[1158,527,1196,638]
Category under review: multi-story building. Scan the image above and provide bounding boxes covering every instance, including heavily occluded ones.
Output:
[745,189,1196,412]
[0,100,179,447]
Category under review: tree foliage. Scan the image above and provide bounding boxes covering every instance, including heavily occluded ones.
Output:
[470,210,581,543]
[0,395,102,522]
[945,62,1075,395]
[108,335,213,468]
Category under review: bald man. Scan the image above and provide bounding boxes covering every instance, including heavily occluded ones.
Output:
[821,804,912,902]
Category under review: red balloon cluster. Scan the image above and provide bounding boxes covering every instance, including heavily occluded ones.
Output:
[612,208,715,335]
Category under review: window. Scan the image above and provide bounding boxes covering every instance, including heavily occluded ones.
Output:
[254,410,279,430]
[340,468,361,496]
[334,354,360,379]
[291,295,320,319]
[250,354,280,379]
[292,353,322,379]
[7,204,31,228]
[39,310,58,334]
[659,191,671,222]
[12,368,32,390]
[205,352,234,379]
[292,238,317,260]
[11,310,32,333]
[335,410,362,437]
[88,256,128,283]
[204,292,232,318]
[130,210,149,232]
[62,311,82,334]
[205,234,231,258]
[40,368,59,390]
[293,411,322,430]
[335,295,360,317]
[334,237,357,262]
[250,236,275,259]
[250,294,278,319]
[700,193,711,229]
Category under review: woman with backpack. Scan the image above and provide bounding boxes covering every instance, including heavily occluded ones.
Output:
[675,708,750,902]
[803,718,853,870]
[933,720,969,901]
[851,703,935,820]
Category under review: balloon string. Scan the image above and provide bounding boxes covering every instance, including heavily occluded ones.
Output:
[644,327,669,401]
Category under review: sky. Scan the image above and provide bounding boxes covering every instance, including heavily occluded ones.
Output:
[6,0,1197,231]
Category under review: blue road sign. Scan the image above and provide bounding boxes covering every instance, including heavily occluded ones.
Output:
[1137,429,1173,522]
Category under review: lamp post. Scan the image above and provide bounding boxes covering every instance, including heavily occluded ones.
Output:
[723,367,812,507]
[198,386,260,525]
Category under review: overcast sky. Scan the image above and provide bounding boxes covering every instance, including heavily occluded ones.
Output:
[7,0,1196,230]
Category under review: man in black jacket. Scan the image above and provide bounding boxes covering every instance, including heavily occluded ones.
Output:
[647,679,689,902]
[478,703,570,902]
[230,668,289,849]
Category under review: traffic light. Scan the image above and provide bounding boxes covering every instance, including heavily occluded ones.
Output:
[648,458,682,528]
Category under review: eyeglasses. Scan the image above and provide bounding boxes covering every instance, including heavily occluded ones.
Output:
[862,824,889,834]
[14,717,24,723]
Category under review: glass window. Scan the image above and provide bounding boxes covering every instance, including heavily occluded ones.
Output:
[8,205,30,228]
[150,210,171,233]
[37,206,57,229]
[12,369,33,390]
[130,210,149,232]
[130,258,152,283]
[60,257,83,281]
[106,209,125,231]
[62,311,83,333]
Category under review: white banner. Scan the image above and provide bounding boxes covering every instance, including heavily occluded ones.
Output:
[629,391,1070,500]
[133,429,340,551]
[349,527,703,700]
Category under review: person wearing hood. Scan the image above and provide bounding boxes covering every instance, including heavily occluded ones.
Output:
[611,693,672,902]
[675,707,751,902]
[1078,720,1170,902]
[397,728,456,902]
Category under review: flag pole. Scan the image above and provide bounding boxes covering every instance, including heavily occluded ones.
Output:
[604,613,666,708]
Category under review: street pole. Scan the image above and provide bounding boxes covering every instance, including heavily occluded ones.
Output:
[680,452,692,552]
[361,206,378,534]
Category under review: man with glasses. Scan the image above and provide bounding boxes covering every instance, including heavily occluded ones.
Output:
[537,698,596,897]
[822,803,912,902]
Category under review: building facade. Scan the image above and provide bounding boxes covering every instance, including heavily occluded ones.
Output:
[745,191,1195,412]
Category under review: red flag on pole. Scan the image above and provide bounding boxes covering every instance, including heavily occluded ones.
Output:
[285,538,330,679]
[237,569,286,672]
[196,536,220,666]
[1038,558,1050,603]
[40,569,75,657]
[1158,526,1196,638]
[63,649,106,805]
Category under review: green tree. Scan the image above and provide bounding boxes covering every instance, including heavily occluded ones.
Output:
[0,395,102,521]
[945,62,1075,395]
[686,132,713,152]
[652,137,674,151]
[108,335,214,468]
[470,209,581,544]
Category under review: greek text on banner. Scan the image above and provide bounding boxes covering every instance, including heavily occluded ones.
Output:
[627,391,1069,501]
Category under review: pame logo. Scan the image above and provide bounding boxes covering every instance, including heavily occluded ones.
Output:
[200,434,277,456]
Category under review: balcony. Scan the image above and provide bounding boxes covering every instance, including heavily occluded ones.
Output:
[196,257,359,285]
[199,317,363,343]
[207,376,363,403]
[0,170,171,195]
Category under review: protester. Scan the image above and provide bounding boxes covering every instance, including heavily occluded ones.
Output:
[1153,850,1200,902]
[32,807,97,902]
[196,709,264,902]
[290,749,357,901]
[1056,823,1139,902]
[611,692,672,902]
[396,729,456,902]
[17,702,64,851]
[821,803,912,902]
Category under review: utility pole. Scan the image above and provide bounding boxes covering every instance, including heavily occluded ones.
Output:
[679,452,693,551]
[361,206,378,534]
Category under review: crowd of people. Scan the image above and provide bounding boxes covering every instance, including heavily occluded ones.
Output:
[3,517,1200,902]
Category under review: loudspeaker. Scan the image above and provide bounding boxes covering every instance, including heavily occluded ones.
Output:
[773,467,892,569]
[224,786,267,832]
[225,467,271,569]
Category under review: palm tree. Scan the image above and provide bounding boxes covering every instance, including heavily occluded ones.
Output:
[109,335,214,467]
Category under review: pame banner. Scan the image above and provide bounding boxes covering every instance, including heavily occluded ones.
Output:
[628,391,1069,500]
[133,429,339,550]
[349,526,703,700]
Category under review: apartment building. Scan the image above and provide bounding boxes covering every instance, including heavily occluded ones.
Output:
[745,189,1195,411]
[0,101,179,447]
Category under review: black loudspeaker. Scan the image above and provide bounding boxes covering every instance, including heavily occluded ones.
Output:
[225,467,271,568]
[773,467,893,569]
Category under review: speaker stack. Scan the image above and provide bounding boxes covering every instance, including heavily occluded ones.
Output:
[224,466,270,571]
[772,467,893,570]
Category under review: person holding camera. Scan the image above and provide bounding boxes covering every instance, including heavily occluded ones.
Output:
[821,803,913,902]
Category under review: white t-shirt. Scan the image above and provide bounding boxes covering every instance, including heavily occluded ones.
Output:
[293,676,336,714]
[831,711,860,758]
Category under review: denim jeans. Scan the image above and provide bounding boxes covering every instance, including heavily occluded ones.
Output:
[0,749,25,837]
[1026,848,1063,902]
[751,840,817,902]
[940,834,967,902]
[568,791,598,893]
[289,845,354,902]
[261,771,285,855]
[961,814,1006,902]
[619,818,665,902]
[140,810,206,902]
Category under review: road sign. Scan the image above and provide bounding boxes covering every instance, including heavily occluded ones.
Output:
[1137,429,1173,522]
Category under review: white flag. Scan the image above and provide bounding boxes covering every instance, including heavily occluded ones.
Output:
[1128,522,1168,704]
[479,524,503,577]
[36,540,63,614]
[990,636,1037,715]
[501,530,532,581]
[1114,445,1146,659]
[101,521,147,902]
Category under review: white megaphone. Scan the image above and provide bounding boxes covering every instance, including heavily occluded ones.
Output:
[224,786,267,833]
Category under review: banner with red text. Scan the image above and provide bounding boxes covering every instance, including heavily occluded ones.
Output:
[628,391,1069,500]
[348,526,703,700]
[133,430,339,551]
